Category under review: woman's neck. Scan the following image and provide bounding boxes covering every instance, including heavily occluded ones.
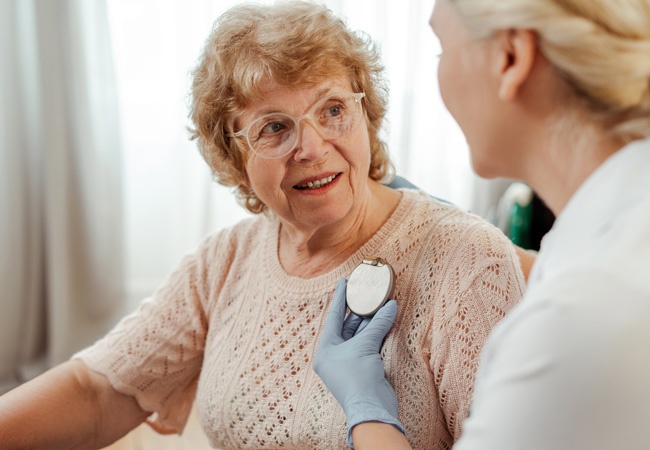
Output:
[278,182,402,278]
[524,124,625,216]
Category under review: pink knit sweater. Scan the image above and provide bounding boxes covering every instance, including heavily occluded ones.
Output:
[76,189,525,449]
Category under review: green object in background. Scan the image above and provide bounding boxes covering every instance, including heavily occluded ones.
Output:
[509,199,533,249]
[498,182,534,249]
[493,181,547,251]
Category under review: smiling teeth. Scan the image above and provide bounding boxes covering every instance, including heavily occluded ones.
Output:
[298,174,337,189]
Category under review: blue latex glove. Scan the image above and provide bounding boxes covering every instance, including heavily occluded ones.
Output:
[313,279,404,448]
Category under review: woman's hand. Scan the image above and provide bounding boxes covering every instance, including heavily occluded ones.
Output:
[313,279,405,447]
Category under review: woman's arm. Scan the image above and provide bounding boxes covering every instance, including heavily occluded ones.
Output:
[351,422,412,450]
[0,359,148,450]
[513,245,536,281]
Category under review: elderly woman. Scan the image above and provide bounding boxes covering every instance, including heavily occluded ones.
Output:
[0,2,525,449]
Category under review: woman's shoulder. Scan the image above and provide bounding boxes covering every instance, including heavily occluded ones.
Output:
[397,189,520,275]
[190,214,273,262]
[400,188,509,239]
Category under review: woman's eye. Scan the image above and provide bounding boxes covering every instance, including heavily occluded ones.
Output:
[260,121,286,135]
[324,104,344,117]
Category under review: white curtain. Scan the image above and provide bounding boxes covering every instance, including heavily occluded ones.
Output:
[0,0,125,391]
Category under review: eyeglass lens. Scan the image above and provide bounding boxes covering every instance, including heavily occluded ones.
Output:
[245,93,363,159]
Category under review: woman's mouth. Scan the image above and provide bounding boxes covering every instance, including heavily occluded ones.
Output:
[294,173,341,190]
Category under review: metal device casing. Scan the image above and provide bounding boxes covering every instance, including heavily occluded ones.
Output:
[346,257,395,317]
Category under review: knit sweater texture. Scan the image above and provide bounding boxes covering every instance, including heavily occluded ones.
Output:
[76,189,525,449]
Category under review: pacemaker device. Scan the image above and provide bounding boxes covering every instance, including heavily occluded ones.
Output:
[346,257,395,317]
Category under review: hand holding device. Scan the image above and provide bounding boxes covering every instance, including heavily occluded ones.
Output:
[313,278,404,448]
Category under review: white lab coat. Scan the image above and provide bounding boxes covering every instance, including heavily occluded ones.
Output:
[455,138,650,450]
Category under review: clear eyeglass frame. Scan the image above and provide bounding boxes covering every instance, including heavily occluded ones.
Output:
[227,92,366,159]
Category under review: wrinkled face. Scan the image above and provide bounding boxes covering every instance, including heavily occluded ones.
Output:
[238,77,372,232]
[430,0,513,178]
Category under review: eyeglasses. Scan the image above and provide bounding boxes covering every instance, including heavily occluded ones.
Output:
[228,92,366,159]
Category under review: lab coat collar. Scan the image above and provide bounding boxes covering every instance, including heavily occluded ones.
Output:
[530,138,650,285]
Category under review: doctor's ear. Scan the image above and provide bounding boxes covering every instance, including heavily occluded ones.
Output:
[495,29,538,101]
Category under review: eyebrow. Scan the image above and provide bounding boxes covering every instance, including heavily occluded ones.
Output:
[248,85,339,119]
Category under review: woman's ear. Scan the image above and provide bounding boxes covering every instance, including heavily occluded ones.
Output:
[496,29,538,101]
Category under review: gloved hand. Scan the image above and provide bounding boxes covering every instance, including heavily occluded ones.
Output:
[313,278,404,448]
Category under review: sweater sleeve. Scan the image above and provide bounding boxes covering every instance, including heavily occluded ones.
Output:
[430,219,526,441]
[73,234,219,433]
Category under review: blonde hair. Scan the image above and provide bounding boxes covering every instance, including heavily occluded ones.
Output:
[450,0,650,141]
[189,1,392,214]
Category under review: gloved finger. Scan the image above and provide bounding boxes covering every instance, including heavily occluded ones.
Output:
[358,300,397,352]
[342,312,364,340]
[320,278,349,345]
[353,316,372,336]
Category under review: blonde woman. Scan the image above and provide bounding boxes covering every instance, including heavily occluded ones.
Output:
[315,0,650,449]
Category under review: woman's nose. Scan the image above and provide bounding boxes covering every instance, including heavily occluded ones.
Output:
[292,119,328,162]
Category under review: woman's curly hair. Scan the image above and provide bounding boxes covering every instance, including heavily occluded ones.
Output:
[189,1,393,214]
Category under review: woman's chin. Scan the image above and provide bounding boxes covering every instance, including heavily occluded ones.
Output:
[470,157,507,180]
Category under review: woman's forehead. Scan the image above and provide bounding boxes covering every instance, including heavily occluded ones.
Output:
[238,77,354,122]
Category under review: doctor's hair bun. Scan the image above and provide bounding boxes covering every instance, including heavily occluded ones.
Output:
[451,0,650,139]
